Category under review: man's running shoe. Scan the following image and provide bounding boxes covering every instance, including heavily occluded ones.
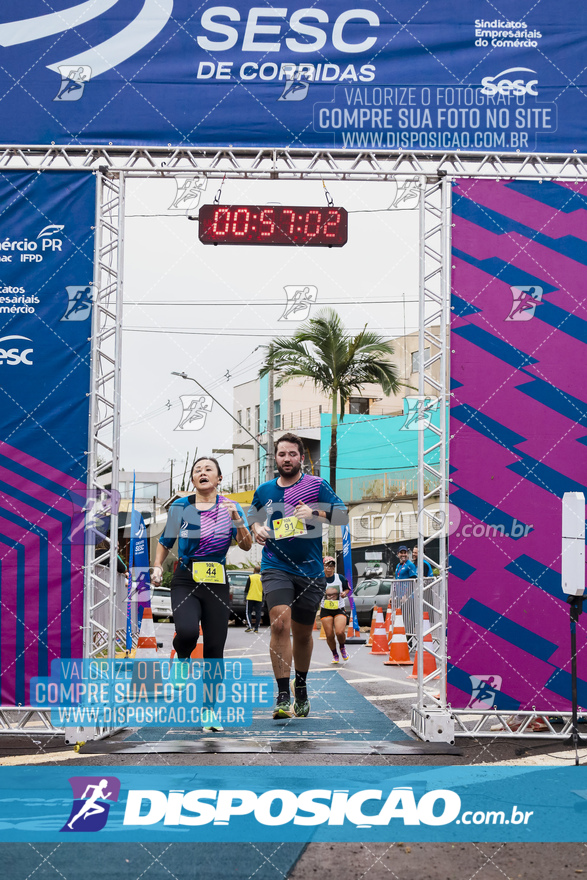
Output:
[202,723,224,732]
[244,626,253,633]
[340,645,349,661]
[331,651,340,664]
[273,700,293,719]
[293,697,311,718]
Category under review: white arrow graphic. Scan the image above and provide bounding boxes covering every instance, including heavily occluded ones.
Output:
[0,0,118,46]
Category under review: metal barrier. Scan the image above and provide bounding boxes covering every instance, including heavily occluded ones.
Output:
[388,578,440,650]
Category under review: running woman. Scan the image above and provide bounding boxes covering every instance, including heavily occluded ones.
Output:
[152,457,251,709]
[320,556,350,663]
[248,433,348,719]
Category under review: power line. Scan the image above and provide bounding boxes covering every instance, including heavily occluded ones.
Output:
[124,298,416,306]
[123,326,416,337]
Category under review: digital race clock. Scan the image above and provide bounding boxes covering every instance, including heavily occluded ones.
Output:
[198,204,348,247]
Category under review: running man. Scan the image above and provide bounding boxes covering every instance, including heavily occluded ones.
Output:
[67,779,112,829]
[248,433,348,719]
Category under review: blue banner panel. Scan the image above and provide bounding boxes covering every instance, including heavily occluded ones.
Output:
[0,2,585,151]
[0,171,95,705]
[0,766,586,842]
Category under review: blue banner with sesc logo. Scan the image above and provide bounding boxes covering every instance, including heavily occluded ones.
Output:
[0,2,585,152]
[0,171,95,706]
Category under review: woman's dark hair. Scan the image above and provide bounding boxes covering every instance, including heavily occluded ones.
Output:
[191,456,222,481]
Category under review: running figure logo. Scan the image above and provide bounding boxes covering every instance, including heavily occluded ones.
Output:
[61,776,120,832]
[505,285,543,322]
[174,394,213,431]
[61,285,93,321]
[54,65,91,101]
[279,286,318,321]
[400,396,440,431]
[168,176,208,212]
[387,179,420,210]
[278,69,312,102]
[467,675,503,709]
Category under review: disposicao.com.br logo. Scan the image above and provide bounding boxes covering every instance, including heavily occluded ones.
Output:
[121,786,533,829]
[61,776,121,833]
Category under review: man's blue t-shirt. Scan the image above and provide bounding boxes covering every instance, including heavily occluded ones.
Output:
[395,560,417,579]
[247,474,348,579]
[159,495,246,569]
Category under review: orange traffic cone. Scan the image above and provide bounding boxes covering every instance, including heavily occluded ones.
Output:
[384,608,412,665]
[409,612,439,679]
[135,606,158,657]
[369,606,389,655]
[366,605,378,647]
[314,614,320,631]
[170,625,203,660]
[346,619,359,638]
[319,620,327,639]
[384,600,393,643]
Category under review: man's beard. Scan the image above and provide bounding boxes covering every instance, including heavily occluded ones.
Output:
[276,460,302,479]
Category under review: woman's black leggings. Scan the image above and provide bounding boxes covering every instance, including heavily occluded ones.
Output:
[171,567,231,659]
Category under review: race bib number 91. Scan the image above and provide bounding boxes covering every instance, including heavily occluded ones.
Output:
[273,516,307,540]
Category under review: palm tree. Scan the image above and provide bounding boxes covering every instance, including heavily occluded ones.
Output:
[260,308,400,493]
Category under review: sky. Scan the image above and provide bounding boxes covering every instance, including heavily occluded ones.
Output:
[120,176,422,486]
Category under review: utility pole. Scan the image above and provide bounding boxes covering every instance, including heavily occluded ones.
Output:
[169,459,173,497]
[265,368,274,481]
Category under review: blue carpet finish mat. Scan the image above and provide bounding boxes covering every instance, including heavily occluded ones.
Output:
[126,670,410,742]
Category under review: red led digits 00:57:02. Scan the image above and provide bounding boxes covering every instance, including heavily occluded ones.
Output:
[198,204,348,247]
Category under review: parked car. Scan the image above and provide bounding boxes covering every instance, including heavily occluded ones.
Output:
[151,586,173,622]
[344,578,394,626]
[227,571,249,625]
[227,570,269,626]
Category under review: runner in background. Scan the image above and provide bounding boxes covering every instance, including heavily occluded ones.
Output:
[244,564,263,633]
[320,556,350,663]
[248,433,348,720]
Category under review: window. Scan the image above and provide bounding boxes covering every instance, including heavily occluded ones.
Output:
[378,580,393,595]
[351,515,371,542]
[255,404,260,435]
[246,407,251,431]
[411,348,430,374]
[349,397,369,415]
[238,465,251,488]
[237,410,242,431]
[273,399,281,430]
[354,580,380,596]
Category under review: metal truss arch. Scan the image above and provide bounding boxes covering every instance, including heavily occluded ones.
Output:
[2,147,584,743]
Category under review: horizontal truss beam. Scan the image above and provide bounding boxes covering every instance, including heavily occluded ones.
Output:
[0,146,586,179]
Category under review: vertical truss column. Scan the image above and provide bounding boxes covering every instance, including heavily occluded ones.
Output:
[411,174,452,742]
[84,170,125,662]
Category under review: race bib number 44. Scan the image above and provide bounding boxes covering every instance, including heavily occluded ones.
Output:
[192,561,225,584]
[273,516,307,540]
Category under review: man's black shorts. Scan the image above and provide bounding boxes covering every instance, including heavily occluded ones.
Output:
[261,568,326,625]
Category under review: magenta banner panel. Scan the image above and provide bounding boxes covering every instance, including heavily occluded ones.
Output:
[448,179,587,713]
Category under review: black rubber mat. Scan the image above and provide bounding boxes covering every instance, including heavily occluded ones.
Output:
[80,737,462,755]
